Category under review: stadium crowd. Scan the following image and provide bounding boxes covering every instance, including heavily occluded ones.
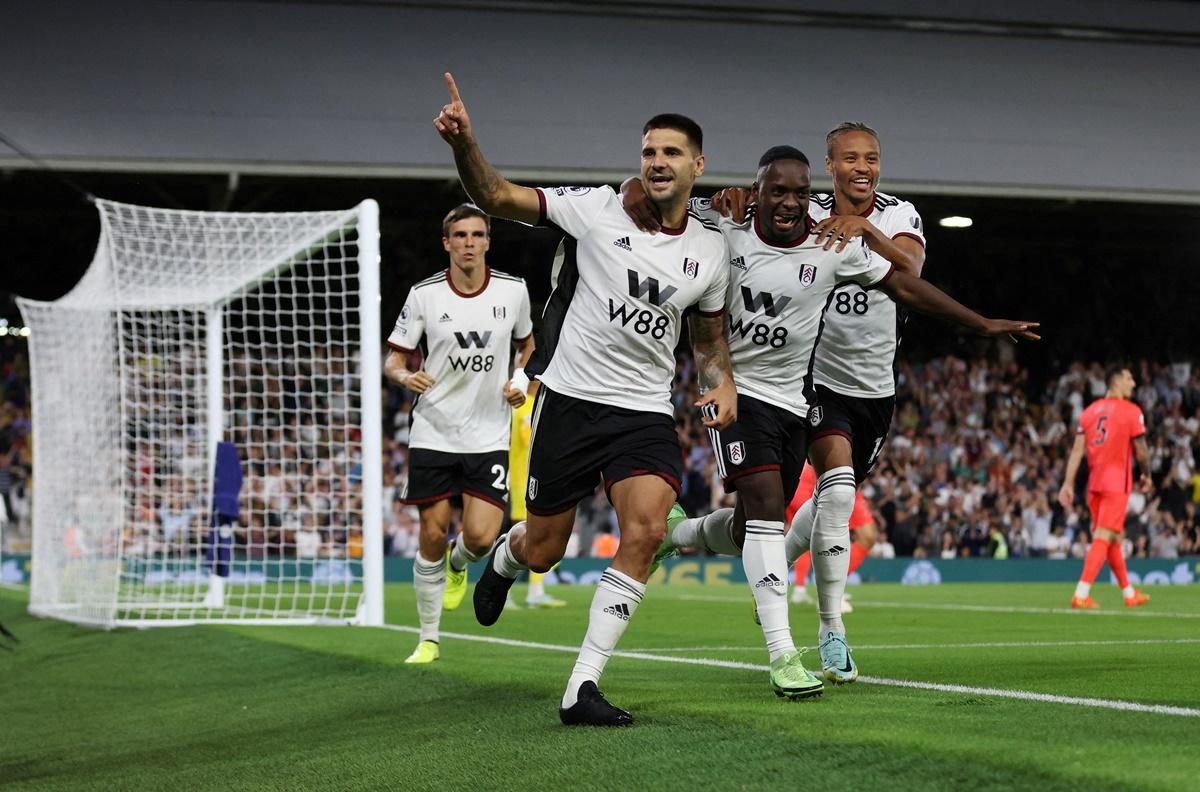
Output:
[389,353,1200,562]
[3,328,1198,563]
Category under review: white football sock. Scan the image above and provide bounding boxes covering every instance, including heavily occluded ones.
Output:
[1121,584,1136,599]
[528,574,545,601]
[562,568,645,709]
[449,536,483,573]
[812,467,855,636]
[412,552,445,642]
[742,519,795,661]
[1074,582,1092,599]
[786,499,816,564]
[492,524,526,579]
[672,508,740,555]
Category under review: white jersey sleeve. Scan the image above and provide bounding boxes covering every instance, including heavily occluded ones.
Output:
[879,200,926,248]
[537,185,617,238]
[388,287,425,352]
[513,282,534,340]
[835,238,894,289]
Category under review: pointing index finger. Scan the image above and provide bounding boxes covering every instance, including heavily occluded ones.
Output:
[444,72,463,105]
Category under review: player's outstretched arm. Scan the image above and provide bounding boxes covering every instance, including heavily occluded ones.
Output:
[688,312,737,430]
[1058,434,1086,508]
[813,215,925,276]
[877,270,1040,341]
[384,349,435,394]
[433,72,540,224]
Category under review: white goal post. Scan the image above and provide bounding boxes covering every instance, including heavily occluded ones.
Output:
[17,199,383,628]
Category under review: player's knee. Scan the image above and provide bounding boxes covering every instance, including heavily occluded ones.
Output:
[525,544,562,574]
[816,481,855,516]
[618,517,666,557]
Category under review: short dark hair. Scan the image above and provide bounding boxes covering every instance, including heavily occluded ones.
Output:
[826,121,880,157]
[442,204,490,237]
[757,145,810,169]
[1105,364,1130,388]
[642,113,703,153]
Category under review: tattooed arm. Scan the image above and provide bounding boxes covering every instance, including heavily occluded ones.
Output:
[689,312,737,430]
[433,72,541,224]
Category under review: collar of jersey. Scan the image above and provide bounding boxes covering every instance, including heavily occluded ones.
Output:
[753,214,813,249]
[446,266,491,298]
[658,213,688,236]
[831,192,875,218]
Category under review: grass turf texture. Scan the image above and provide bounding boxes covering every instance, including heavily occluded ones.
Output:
[2,582,1199,791]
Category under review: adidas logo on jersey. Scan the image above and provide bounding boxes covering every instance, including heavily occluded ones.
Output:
[439,312,452,323]
[613,236,632,251]
[730,255,747,270]
[755,573,784,589]
[817,545,847,557]
[604,602,632,620]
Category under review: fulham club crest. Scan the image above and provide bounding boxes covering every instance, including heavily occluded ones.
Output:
[528,476,539,501]
[809,406,823,427]
[727,441,746,464]
[683,258,700,280]
[800,264,817,288]
[493,306,507,319]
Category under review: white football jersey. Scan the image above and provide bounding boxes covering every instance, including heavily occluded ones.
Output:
[530,185,728,416]
[809,191,926,398]
[691,199,893,417]
[388,268,533,453]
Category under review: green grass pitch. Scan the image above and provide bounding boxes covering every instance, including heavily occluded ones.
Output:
[2,581,1199,790]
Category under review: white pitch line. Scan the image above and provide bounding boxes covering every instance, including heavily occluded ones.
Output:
[381,624,1200,718]
[674,594,1200,619]
[617,638,1200,653]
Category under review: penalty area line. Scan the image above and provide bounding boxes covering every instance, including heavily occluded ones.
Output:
[380,624,1200,718]
[673,594,1200,619]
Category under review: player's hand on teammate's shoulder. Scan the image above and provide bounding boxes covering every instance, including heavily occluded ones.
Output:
[710,187,752,223]
[619,177,662,233]
[433,72,472,146]
[404,370,436,394]
[813,215,874,252]
[980,318,1041,342]
[502,380,527,408]
[695,381,738,430]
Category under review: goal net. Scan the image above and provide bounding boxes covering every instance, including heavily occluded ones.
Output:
[17,199,383,628]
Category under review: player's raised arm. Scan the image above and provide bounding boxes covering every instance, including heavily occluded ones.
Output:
[875,269,1040,341]
[688,312,737,429]
[433,72,541,224]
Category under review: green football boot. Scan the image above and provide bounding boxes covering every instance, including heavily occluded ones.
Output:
[404,640,440,664]
[650,502,688,575]
[770,649,824,699]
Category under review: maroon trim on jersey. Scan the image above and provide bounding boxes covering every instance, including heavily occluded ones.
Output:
[535,188,548,225]
[400,491,455,506]
[866,263,896,290]
[832,195,875,218]
[387,341,415,353]
[446,266,491,298]
[512,332,533,343]
[753,214,812,248]
[697,307,725,318]
[891,231,926,248]
[726,464,780,483]
[527,500,581,517]
[462,488,507,511]
[658,214,688,236]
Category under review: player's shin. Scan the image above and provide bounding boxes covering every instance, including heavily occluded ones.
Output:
[450,537,484,572]
[493,522,527,578]
[413,553,446,642]
[673,508,741,555]
[563,568,645,708]
[1106,540,1135,597]
[786,499,816,564]
[812,467,855,635]
[1074,537,1110,599]
[742,520,795,660]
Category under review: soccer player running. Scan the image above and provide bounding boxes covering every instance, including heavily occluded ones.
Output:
[434,73,737,726]
[385,204,535,664]
[625,145,1038,686]
[1058,365,1152,609]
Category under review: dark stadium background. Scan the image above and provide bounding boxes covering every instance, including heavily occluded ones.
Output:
[3,168,1199,383]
